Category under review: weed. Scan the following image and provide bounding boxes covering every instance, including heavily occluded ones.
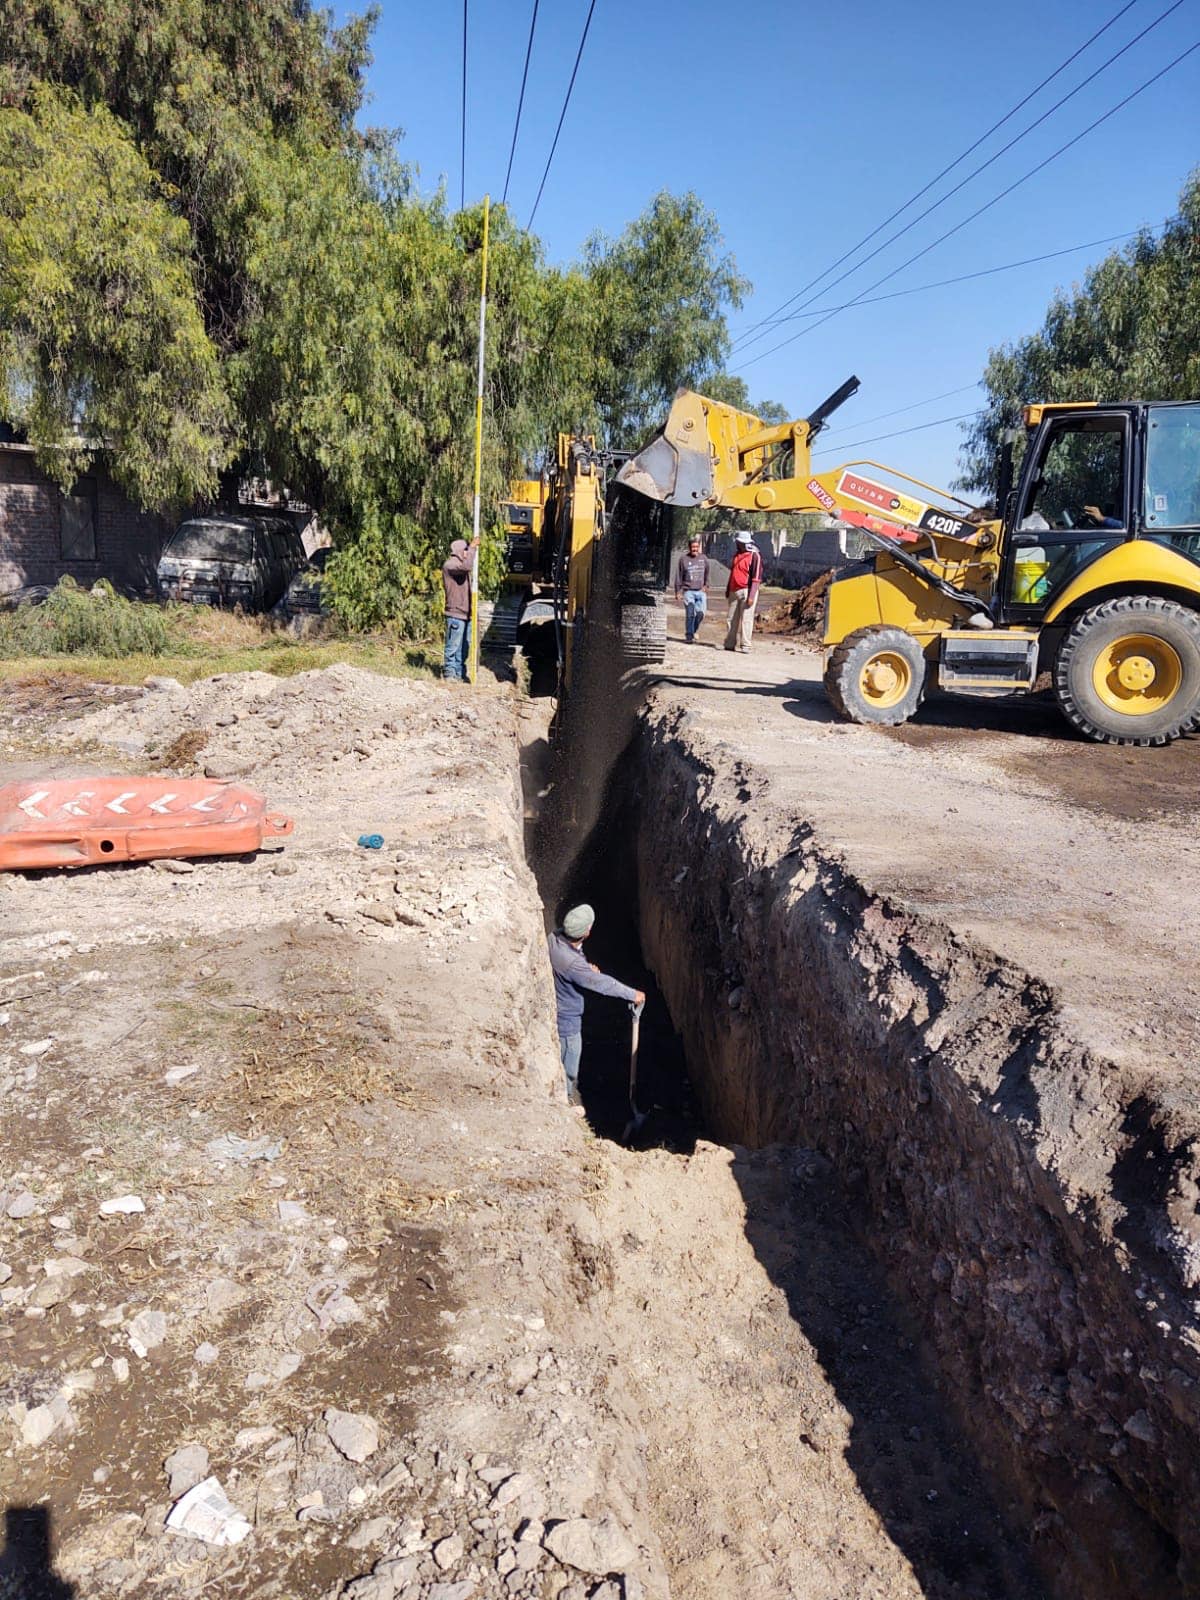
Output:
[0,579,170,658]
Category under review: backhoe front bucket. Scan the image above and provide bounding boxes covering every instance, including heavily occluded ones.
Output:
[616,391,717,507]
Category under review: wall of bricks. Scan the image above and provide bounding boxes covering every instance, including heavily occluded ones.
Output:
[0,447,172,596]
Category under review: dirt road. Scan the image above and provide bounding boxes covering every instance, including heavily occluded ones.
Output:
[653,603,1200,1080]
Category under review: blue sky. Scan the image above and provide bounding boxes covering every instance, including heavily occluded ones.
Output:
[339,0,1198,492]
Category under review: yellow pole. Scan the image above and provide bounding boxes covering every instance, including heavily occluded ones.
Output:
[468,194,490,686]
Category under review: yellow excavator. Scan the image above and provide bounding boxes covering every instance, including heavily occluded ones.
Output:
[618,381,1200,746]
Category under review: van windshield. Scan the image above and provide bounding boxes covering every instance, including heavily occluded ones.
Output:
[167,521,255,561]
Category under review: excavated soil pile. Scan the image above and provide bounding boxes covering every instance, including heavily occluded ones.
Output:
[0,666,669,1600]
[758,569,832,641]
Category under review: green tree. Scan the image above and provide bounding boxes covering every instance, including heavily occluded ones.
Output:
[959,169,1200,495]
[0,86,229,506]
[582,192,749,446]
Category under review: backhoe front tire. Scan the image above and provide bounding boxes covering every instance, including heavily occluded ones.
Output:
[824,626,927,727]
[1053,595,1200,746]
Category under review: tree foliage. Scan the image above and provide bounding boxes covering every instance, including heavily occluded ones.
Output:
[960,170,1200,495]
[0,85,229,506]
[0,2,754,626]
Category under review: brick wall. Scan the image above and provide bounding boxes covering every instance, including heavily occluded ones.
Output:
[0,446,172,596]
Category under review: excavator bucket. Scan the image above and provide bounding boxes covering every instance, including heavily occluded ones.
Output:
[0,777,293,871]
[616,391,721,507]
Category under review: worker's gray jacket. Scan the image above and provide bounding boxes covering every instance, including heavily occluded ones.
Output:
[548,930,639,1037]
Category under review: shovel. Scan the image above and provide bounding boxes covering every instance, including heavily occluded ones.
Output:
[621,999,649,1144]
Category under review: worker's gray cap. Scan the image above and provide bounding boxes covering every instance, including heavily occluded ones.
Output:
[735,530,755,545]
[562,904,595,939]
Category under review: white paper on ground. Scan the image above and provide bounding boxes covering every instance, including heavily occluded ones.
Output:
[165,1477,252,1546]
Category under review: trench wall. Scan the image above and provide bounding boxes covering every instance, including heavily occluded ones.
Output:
[628,696,1200,1600]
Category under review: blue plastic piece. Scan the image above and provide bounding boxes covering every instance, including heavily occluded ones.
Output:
[357,834,384,850]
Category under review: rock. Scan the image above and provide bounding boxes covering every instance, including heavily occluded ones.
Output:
[343,1580,395,1600]
[347,1517,393,1550]
[497,1548,517,1575]
[165,1443,210,1497]
[433,1533,464,1570]
[1124,1409,1158,1444]
[112,1357,130,1383]
[205,1277,244,1316]
[0,1264,11,1284]
[514,1542,542,1572]
[43,1255,89,1280]
[99,1195,145,1216]
[21,1404,61,1448]
[278,1200,308,1227]
[377,1462,413,1493]
[145,676,185,693]
[30,1278,70,1309]
[273,859,298,877]
[589,1585,622,1600]
[492,1473,535,1508]
[151,858,196,875]
[7,1191,37,1219]
[204,759,253,781]
[164,1064,200,1086]
[234,1426,278,1451]
[427,1584,476,1600]
[127,1309,168,1356]
[325,1408,380,1463]
[18,1039,53,1056]
[194,1342,219,1366]
[362,902,398,926]
[542,1516,637,1577]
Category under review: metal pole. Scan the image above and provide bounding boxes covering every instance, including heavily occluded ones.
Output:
[468,194,490,687]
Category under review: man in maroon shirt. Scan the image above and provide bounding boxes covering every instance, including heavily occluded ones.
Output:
[724,531,763,653]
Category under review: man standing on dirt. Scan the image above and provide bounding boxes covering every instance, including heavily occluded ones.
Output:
[674,536,711,644]
[724,530,763,654]
[548,904,644,1106]
[442,535,479,683]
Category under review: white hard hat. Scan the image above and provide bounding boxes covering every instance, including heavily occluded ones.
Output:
[735,530,755,545]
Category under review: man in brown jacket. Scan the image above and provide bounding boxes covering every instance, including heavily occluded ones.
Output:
[442,535,479,682]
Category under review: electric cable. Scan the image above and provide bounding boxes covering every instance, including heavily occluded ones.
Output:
[460,0,468,210]
[732,0,1170,353]
[756,225,1155,336]
[502,0,540,207]
[740,38,1200,371]
[526,0,598,231]
[819,384,982,438]
[811,410,986,458]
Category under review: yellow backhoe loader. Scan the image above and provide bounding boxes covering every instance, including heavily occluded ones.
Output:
[618,382,1200,746]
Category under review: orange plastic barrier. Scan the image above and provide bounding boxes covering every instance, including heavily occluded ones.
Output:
[0,777,293,871]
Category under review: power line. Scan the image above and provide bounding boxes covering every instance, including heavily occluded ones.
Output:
[740,39,1200,371]
[460,0,468,210]
[526,0,598,232]
[756,226,1153,334]
[811,410,986,458]
[732,0,1167,354]
[820,384,982,438]
[502,0,540,207]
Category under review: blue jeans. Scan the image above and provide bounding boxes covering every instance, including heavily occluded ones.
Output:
[683,589,707,640]
[443,615,470,681]
[559,1033,582,1097]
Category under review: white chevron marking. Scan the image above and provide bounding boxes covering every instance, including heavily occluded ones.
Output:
[190,794,221,812]
[105,792,138,815]
[147,794,178,814]
[18,791,50,819]
[63,791,96,817]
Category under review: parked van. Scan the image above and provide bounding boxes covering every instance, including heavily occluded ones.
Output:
[157,513,307,612]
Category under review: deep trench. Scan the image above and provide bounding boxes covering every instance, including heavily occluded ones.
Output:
[518,673,1056,1600]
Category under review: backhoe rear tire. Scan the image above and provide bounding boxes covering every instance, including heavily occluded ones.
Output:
[1053,595,1200,746]
[824,626,927,727]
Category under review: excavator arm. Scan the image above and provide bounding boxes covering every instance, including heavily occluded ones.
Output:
[616,383,999,616]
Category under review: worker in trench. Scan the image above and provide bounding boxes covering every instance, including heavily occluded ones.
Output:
[548,905,644,1107]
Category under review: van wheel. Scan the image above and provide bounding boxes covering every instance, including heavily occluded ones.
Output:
[824,626,927,726]
[1054,596,1200,746]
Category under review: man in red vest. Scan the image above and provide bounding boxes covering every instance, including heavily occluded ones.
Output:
[724,531,763,653]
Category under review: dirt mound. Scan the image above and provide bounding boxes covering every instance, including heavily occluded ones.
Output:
[758,569,832,642]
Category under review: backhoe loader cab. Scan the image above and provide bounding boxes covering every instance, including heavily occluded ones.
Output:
[824,400,1200,745]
